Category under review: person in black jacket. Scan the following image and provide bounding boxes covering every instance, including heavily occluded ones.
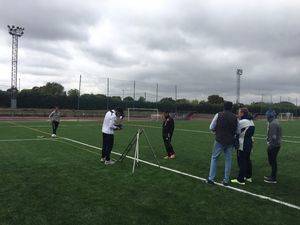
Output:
[162,111,175,159]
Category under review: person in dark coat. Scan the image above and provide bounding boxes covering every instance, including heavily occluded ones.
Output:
[207,101,238,186]
[162,111,175,159]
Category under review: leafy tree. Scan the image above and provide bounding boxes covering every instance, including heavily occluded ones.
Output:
[123,96,134,102]
[138,96,146,102]
[68,89,79,97]
[176,98,189,104]
[207,95,224,104]
[40,82,65,96]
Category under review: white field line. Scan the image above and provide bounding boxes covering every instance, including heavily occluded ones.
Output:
[128,124,300,144]
[0,138,52,142]
[61,136,300,211]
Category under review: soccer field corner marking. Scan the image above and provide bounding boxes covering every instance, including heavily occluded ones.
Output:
[7,122,300,211]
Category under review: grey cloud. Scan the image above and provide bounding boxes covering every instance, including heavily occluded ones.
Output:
[0,0,101,41]
[81,45,139,68]
[0,0,299,102]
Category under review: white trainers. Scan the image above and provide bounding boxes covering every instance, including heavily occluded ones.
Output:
[100,158,105,162]
[245,178,253,183]
[104,160,115,165]
[51,134,56,138]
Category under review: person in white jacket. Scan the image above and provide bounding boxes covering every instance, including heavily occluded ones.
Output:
[231,108,255,185]
[101,108,124,165]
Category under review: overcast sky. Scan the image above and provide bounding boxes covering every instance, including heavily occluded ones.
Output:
[0,0,299,103]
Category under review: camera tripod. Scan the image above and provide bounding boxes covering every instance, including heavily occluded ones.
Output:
[118,128,160,173]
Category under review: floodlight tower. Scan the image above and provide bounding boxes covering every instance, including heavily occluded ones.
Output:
[236,68,243,104]
[7,25,24,108]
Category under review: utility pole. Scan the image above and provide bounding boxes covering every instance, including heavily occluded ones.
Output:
[133,80,136,100]
[156,83,158,103]
[106,77,110,109]
[7,25,24,108]
[77,75,81,110]
[270,94,273,104]
[144,92,147,101]
[236,68,243,104]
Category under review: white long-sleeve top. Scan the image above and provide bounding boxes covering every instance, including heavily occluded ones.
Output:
[102,110,118,134]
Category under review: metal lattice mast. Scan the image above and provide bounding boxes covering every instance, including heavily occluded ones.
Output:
[7,25,24,109]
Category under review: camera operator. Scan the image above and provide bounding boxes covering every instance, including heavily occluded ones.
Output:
[101,107,124,165]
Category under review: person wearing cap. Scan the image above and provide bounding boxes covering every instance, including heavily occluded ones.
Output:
[231,108,255,185]
[264,110,282,183]
[101,108,124,165]
[207,101,238,186]
[162,111,175,159]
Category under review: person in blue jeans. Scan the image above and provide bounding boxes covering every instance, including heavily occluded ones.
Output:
[207,101,238,186]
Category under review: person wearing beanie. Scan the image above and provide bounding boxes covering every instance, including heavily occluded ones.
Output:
[264,109,282,183]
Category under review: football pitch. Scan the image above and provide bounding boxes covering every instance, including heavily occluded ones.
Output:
[0,119,299,225]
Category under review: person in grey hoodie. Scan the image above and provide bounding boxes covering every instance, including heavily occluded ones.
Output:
[264,110,282,184]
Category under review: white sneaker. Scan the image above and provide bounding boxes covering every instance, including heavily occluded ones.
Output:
[100,158,105,162]
[51,134,56,138]
[245,178,253,183]
[105,160,115,165]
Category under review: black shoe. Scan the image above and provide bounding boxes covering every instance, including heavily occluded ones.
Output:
[206,179,215,185]
[222,181,229,186]
[264,176,277,184]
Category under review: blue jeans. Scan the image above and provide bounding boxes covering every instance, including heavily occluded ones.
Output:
[208,141,233,183]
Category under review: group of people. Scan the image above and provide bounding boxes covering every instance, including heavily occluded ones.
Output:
[207,101,282,185]
[49,101,282,185]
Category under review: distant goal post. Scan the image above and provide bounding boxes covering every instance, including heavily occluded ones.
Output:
[279,112,294,121]
[127,108,160,121]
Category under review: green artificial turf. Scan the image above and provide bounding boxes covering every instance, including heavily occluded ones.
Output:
[0,119,299,225]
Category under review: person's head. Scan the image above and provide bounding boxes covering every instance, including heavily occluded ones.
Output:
[54,106,59,112]
[223,101,233,111]
[238,107,249,119]
[266,109,276,122]
[115,107,124,119]
[163,111,170,119]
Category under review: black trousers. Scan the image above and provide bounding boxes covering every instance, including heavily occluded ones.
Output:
[102,133,114,161]
[237,149,252,182]
[163,134,175,156]
[51,121,60,135]
[267,146,280,179]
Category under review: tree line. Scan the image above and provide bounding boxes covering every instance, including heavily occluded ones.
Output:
[0,82,299,115]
